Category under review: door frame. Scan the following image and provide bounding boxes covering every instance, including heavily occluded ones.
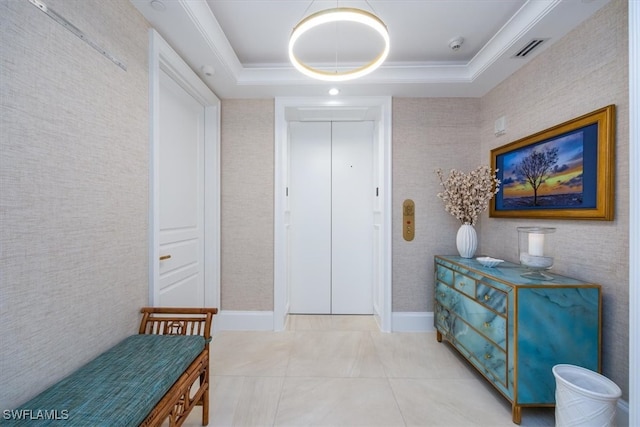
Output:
[149,29,220,308]
[630,2,639,421]
[274,96,392,331]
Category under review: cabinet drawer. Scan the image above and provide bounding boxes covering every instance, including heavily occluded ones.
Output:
[437,281,506,349]
[477,282,507,314]
[434,303,451,335]
[435,280,456,307]
[451,317,507,387]
[453,272,476,298]
[435,265,453,285]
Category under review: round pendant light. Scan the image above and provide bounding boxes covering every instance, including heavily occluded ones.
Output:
[288,7,390,82]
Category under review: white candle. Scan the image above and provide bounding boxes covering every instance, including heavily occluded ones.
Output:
[528,233,545,256]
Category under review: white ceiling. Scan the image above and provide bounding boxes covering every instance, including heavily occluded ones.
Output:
[130,0,611,99]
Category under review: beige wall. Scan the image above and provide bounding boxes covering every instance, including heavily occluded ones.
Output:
[0,0,149,409]
[479,0,629,398]
[220,99,275,310]
[392,98,480,311]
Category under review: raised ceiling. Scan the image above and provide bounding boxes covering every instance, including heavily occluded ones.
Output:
[130,0,611,99]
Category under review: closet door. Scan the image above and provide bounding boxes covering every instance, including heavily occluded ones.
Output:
[156,68,206,307]
[288,122,332,314]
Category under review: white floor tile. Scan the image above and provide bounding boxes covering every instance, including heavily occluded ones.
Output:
[286,314,378,331]
[274,377,405,426]
[371,331,476,379]
[286,330,385,378]
[195,315,556,427]
[390,377,517,426]
[211,331,294,376]
[210,376,285,427]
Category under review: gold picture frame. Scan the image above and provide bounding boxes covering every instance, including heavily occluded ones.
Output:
[490,105,615,220]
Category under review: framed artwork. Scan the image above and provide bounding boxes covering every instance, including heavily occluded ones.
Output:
[490,105,615,220]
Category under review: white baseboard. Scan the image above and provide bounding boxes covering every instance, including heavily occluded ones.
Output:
[213,310,274,332]
[392,311,435,332]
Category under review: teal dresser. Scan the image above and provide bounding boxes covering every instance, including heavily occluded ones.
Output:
[434,255,601,424]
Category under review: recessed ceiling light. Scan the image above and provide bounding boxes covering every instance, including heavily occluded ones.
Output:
[329,88,340,96]
[150,0,166,12]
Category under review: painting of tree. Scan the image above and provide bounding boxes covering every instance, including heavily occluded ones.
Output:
[498,131,585,209]
[515,147,559,206]
[490,105,614,220]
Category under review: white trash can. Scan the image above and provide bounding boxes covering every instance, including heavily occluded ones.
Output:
[552,364,621,427]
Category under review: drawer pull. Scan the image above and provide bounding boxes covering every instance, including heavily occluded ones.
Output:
[484,353,492,359]
[458,282,465,287]
[483,322,490,329]
[440,292,446,298]
[484,294,491,301]
[159,254,172,261]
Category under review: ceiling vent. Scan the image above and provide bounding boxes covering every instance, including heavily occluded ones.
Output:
[513,39,548,58]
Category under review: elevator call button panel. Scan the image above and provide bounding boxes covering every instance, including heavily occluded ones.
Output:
[403,199,415,241]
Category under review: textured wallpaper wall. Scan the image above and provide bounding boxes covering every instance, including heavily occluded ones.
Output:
[479,0,629,398]
[220,99,275,311]
[391,98,480,312]
[0,0,149,409]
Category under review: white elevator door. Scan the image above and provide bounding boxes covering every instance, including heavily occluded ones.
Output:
[289,121,374,314]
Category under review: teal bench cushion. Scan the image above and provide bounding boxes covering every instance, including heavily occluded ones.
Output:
[8,334,205,426]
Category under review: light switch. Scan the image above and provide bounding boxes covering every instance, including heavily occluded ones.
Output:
[403,199,415,241]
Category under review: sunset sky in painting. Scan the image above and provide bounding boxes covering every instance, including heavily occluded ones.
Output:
[502,131,584,199]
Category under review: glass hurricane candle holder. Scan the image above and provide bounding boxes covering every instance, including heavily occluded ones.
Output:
[517,227,556,280]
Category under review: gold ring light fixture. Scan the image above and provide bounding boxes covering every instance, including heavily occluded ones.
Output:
[288,7,390,81]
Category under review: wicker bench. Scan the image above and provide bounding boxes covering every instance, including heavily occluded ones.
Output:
[7,307,217,427]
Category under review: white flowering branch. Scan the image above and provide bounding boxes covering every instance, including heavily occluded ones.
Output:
[436,166,501,226]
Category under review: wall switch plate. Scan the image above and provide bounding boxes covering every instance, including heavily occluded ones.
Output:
[495,116,506,136]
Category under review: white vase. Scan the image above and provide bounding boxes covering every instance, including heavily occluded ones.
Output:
[456,224,477,258]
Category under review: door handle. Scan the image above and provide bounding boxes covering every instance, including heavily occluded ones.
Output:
[159,255,172,261]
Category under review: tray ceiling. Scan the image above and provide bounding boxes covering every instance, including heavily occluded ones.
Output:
[130,0,611,98]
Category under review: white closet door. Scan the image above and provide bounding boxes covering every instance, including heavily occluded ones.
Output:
[331,121,374,314]
[288,121,374,314]
[157,69,205,307]
[289,122,332,314]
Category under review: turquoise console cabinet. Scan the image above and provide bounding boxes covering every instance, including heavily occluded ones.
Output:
[434,256,601,424]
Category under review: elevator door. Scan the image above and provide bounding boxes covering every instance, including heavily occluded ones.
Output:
[289,121,374,314]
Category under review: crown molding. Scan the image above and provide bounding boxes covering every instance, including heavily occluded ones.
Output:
[180,0,561,88]
[178,0,242,78]
[466,0,560,80]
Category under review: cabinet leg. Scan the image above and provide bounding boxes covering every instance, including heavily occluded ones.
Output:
[511,405,521,424]
[436,330,442,342]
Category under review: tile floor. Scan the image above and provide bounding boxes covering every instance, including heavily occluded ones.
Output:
[183,315,555,427]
